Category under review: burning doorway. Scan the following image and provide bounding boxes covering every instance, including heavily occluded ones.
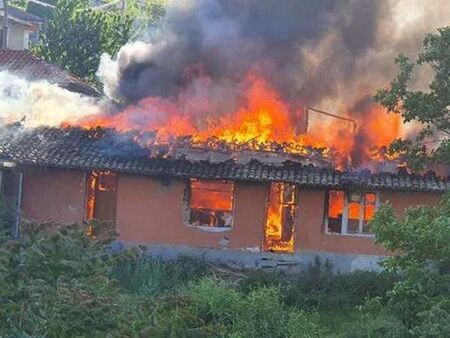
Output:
[85,171,117,223]
[263,182,298,253]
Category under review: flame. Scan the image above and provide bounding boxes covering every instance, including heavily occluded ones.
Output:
[72,70,404,168]
[189,180,234,227]
[264,183,297,253]
[190,180,234,211]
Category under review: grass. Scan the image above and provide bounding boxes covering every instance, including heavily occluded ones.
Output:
[0,224,404,337]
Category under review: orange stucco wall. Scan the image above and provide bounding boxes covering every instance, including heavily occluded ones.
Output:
[22,168,86,223]
[116,174,268,250]
[19,167,443,256]
[296,189,442,255]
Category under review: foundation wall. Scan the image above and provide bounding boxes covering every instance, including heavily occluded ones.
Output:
[116,174,268,250]
[21,168,86,223]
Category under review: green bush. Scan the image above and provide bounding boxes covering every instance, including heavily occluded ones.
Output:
[111,254,209,295]
[286,268,396,310]
[187,277,327,338]
[367,194,450,336]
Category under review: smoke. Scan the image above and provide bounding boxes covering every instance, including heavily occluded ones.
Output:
[99,0,450,114]
[0,71,101,128]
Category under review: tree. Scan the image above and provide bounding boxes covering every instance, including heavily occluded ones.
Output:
[369,197,450,336]
[374,27,450,171]
[32,0,132,84]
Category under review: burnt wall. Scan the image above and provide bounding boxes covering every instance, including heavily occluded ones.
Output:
[116,174,268,250]
[22,167,86,223]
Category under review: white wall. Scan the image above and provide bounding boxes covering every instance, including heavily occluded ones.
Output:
[7,23,29,50]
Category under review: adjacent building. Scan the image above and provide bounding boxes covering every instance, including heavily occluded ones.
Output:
[1,4,44,50]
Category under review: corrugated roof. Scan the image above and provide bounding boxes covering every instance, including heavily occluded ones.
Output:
[0,50,100,96]
[0,126,448,192]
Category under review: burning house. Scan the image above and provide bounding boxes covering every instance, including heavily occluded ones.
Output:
[0,126,446,271]
[1,0,449,271]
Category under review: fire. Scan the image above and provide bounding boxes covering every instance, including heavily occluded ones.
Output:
[72,70,404,169]
[189,179,234,228]
[264,183,297,253]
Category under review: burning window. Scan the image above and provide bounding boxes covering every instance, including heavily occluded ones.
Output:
[86,170,117,223]
[264,183,298,253]
[188,179,234,228]
[325,190,378,235]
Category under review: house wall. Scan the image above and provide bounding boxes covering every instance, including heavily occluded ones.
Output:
[7,23,29,50]
[17,166,444,270]
[21,167,86,223]
[295,189,442,256]
[116,175,443,257]
[116,174,268,250]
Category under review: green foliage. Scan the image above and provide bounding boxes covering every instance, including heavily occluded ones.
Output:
[374,27,450,170]
[26,1,54,19]
[32,0,132,84]
[369,195,450,336]
[123,0,166,38]
[112,253,209,296]
[0,194,12,232]
[6,214,449,337]
[285,262,396,311]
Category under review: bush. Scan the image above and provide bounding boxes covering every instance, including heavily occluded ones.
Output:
[111,254,209,295]
[367,194,450,336]
[286,268,395,310]
[187,277,327,338]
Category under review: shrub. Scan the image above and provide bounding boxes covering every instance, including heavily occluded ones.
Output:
[188,277,327,338]
[111,254,209,295]
[283,259,395,311]
[367,194,450,335]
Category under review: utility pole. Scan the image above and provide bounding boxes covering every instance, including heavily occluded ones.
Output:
[1,0,9,49]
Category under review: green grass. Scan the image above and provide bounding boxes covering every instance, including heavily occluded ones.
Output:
[0,224,427,337]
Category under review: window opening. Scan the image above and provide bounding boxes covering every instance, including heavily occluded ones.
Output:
[188,179,234,228]
[326,190,378,235]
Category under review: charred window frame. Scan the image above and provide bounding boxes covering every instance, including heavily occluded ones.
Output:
[325,190,379,236]
[186,179,235,230]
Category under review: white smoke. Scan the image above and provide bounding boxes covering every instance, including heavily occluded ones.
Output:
[0,71,101,128]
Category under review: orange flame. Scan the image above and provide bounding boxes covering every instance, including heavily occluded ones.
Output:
[264,183,297,253]
[72,70,404,168]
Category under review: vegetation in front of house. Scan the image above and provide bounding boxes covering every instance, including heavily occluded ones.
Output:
[0,195,449,337]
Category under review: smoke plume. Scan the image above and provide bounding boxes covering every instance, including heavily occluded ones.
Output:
[0,71,100,128]
[99,0,450,112]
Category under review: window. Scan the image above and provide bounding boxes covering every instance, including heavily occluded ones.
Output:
[264,183,298,253]
[188,179,234,228]
[85,170,117,223]
[325,190,378,235]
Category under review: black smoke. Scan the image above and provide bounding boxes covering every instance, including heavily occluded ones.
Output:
[99,0,449,116]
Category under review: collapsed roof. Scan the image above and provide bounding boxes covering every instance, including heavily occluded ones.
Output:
[0,126,448,193]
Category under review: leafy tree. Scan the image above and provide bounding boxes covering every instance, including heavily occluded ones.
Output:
[369,196,450,336]
[32,0,132,84]
[375,27,450,170]
[124,0,166,38]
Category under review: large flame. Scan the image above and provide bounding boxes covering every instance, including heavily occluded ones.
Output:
[74,70,403,168]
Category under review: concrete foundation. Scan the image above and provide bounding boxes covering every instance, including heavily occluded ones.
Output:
[120,242,385,273]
